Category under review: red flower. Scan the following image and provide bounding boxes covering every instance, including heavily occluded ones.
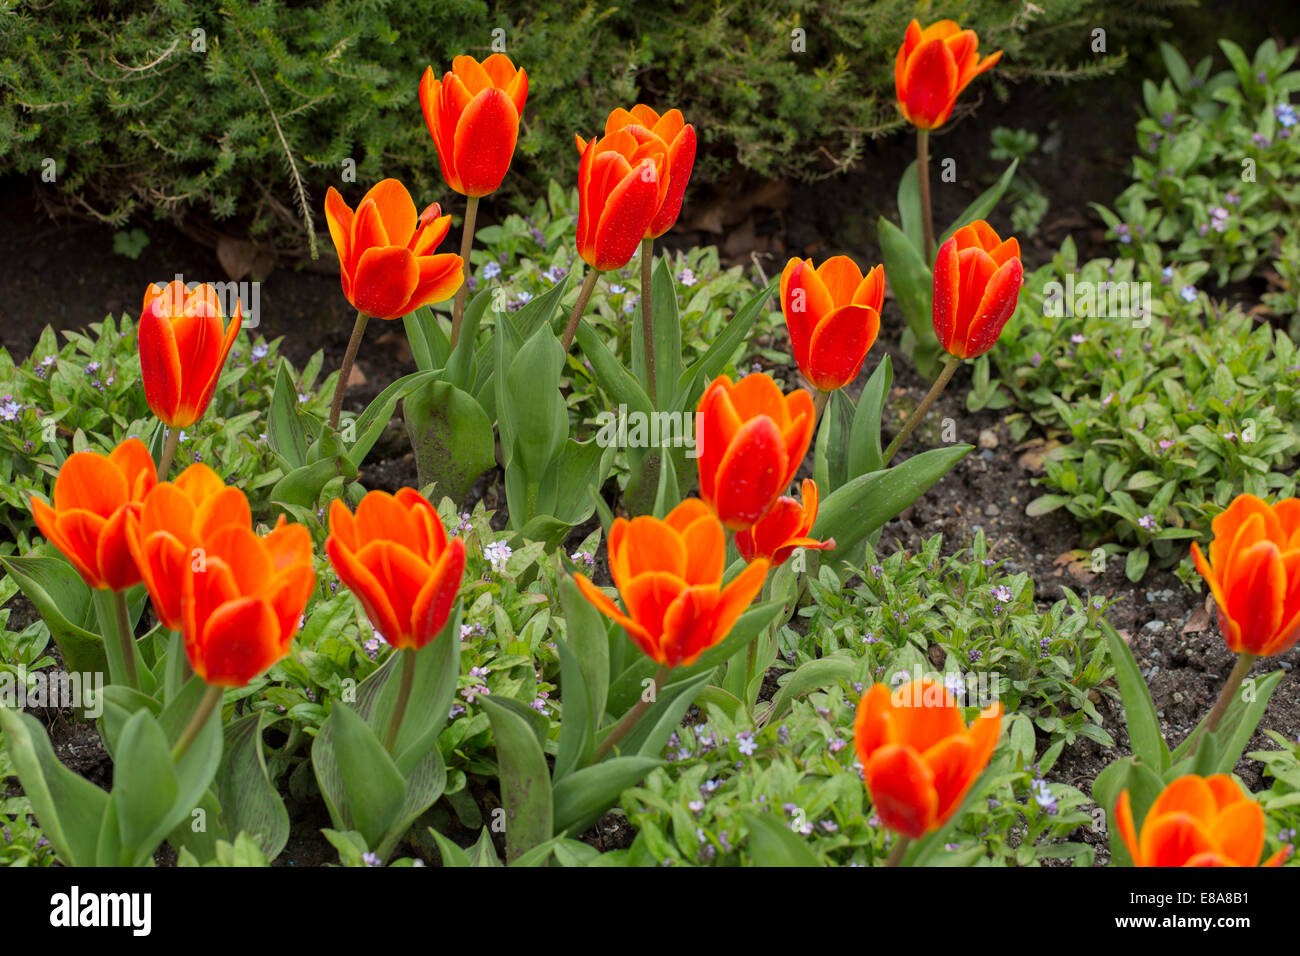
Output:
[894,19,1001,130]
[932,220,1023,359]
[696,373,815,530]
[574,499,768,668]
[575,129,664,271]
[780,256,885,391]
[854,678,1002,839]
[30,438,156,591]
[419,54,528,198]
[324,179,463,320]
[327,489,466,651]
[139,280,241,428]
[735,479,834,566]
[577,106,696,238]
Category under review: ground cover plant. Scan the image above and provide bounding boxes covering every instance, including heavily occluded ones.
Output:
[2,2,1300,879]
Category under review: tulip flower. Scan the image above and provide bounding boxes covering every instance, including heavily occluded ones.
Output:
[696,373,815,531]
[854,678,1002,851]
[182,519,315,688]
[883,221,1022,466]
[30,437,159,689]
[326,489,467,652]
[574,498,769,669]
[419,55,528,199]
[1115,774,1291,867]
[933,220,1023,360]
[1191,494,1300,658]
[575,106,697,399]
[560,129,665,353]
[324,179,463,323]
[894,19,1001,259]
[575,130,665,272]
[323,178,464,428]
[780,256,885,392]
[577,106,696,240]
[735,479,834,566]
[125,463,252,632]
[1186,493,1300,745]
[139,281,242,432]
[894,19,1002,131]
[30,437,156,592]
[419,54,527,345]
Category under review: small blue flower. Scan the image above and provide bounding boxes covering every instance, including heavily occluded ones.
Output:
[482,261,502,280]
[1277,103,1297,128]
[1180,285,1197,303]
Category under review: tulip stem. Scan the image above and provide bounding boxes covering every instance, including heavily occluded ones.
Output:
[383,648,417,755]
[93,589,140,691]
[172,684,224,763]
[1190,651,1256,755]
[157,425,181,482]
[329,310,369,431]
[450,196,480,349]
[594,665,670,760]
[640,238,657,407]
[560,269,602,353]
[882,352,961,466]
[811,388,829,428]
[917,129,935,261]
[885,836,911,867]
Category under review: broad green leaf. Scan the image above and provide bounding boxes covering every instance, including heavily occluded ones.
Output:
[404,380,496,506]
[482,695,554,861]
[552,756,662,837]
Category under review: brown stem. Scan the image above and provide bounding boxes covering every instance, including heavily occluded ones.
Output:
[328,310,369,431]
[811,388,829,429]
[450,195,480,349]
[918,129,934,261]
[886,835,911,867]
[640,238,657,406]
[1190,652,1255,755]
[560,269,602,353]
[882,352,961,465]
[594,665,670,760]
[157,425,181,482]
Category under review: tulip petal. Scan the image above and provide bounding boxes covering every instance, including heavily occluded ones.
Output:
[197,597,282,687]
[351,246,420,320]
[805,304,879,390]
[865,744,938,839]
[453,88,519,198]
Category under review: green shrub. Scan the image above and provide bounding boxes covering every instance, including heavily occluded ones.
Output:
[971,237,1300,580]
[1094,38,1300,286]
[1,0,1144,249]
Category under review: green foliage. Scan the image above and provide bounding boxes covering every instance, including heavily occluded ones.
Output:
[1094,38,1300,286]
[2,0,1134,247]
[971,238,1300,580]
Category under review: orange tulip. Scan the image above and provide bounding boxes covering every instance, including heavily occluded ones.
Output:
[736,479,835,566]
[894,19,1001,130]
[1116,774,1291,867]
[696,373,815,531]
[139,281,242,428]
[577,106,697,239]
[125,464,252,631]
[574,499,768,668]
[854,678,1002,839]
[575,127,664,271]
[324,179,463,321]
[1191,494,1300,657]
[932,220,1023,360]
[326,489,466,652]
[30,437,156,591]
[780,256,885,391]
[419,54,528,198]
[182,519,315,687]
